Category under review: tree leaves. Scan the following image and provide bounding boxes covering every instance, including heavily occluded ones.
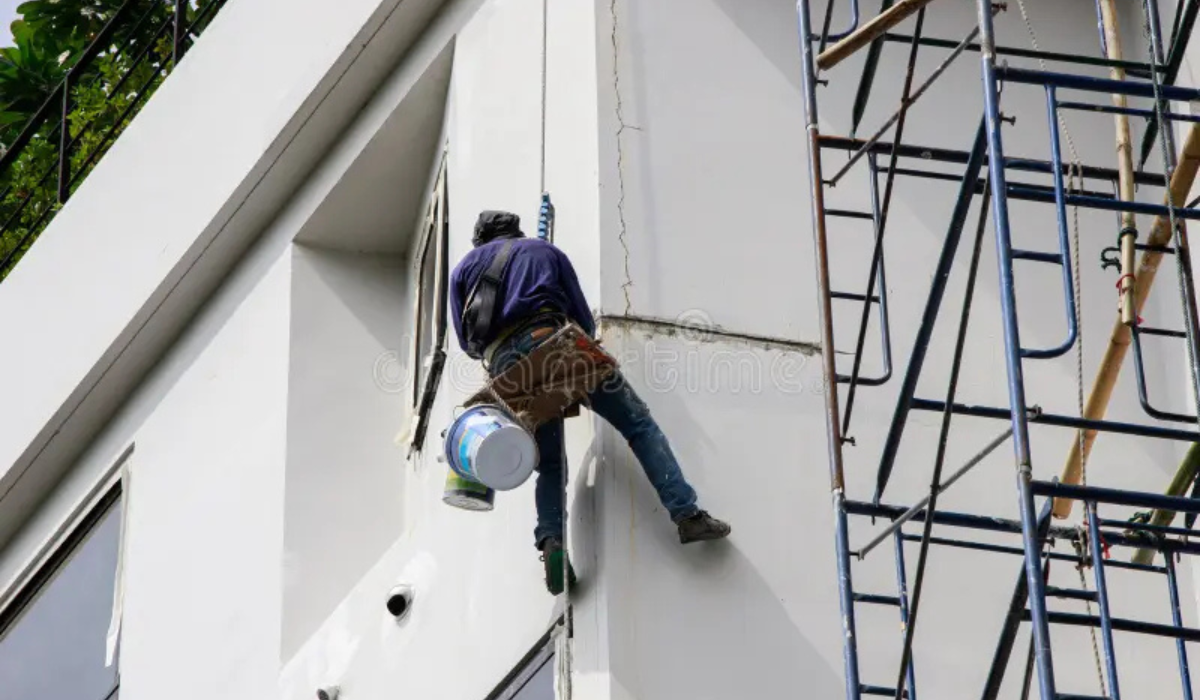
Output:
[0,19,69,145]
[0,0,217,280]
[16,0,129,56]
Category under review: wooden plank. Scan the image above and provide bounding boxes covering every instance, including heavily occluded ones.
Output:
[1097,0,1141,326]
[816,0,939,71]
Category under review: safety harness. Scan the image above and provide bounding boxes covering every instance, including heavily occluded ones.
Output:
[460,238,517,360]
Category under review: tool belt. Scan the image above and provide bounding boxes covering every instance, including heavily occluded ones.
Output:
[467,322,617,430]
[483,308,566,367]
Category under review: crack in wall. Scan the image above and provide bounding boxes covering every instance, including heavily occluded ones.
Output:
[599,313,821,354]
[610,0,634,316]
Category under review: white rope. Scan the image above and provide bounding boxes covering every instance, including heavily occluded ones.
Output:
[539,0,549,194]
[539,2,573,694]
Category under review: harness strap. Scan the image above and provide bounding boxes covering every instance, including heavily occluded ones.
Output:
[462,239,516,359]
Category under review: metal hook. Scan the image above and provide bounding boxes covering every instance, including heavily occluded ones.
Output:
[1100,246,1121,271]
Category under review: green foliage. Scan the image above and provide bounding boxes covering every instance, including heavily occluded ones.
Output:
[0,0,218,279]
[0,20,69,142]
[16,0,129,52]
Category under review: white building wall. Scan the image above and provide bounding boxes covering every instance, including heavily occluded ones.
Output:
[280,1,610,697]
[3,1,1200,700]
[590,0,1200,698]
[283,248,410,659]
[119,250,292,700]
[0,0,455,560]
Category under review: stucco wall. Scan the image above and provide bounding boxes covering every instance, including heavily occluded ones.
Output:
[0,0,454,560]
[4,1,1200,699]
[283,248,411,658]
[279,1,608,697]
[591,0,1200,697]
[119,250,292,700]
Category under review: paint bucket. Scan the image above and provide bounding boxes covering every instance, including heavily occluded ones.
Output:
[442,469,495,511]
[444,404,538,491]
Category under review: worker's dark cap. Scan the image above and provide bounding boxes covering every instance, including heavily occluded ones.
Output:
[473,210,525,246]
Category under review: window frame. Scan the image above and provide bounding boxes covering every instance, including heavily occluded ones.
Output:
[0,484,123,638]
[408,152,450,454]
[0,476,124,700]
[0,444,130,620]
[483,620,560,700]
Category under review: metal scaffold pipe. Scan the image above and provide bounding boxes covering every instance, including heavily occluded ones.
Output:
[826,21,985,187]
[856,427,1013,559]
[796,2,861,697]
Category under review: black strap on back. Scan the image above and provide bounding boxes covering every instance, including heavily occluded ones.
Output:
[461,239,516,359]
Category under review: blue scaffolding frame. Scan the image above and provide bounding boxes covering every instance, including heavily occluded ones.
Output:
[797,0,1200,697]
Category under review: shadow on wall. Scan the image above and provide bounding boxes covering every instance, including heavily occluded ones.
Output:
[579,329,842,699]
[607,533,844,700]
[710,0,806,93]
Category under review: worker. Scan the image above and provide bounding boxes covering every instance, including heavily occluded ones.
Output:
[450,210,732,594]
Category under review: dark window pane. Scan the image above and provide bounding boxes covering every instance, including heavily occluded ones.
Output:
[511,655,554,700]
[0,498,122,700]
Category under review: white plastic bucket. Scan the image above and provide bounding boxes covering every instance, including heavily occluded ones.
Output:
[444,405,538,491]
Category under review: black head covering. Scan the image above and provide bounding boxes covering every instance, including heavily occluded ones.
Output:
[472,210,525,247]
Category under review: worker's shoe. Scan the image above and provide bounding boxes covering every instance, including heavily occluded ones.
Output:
[677,510,732,544]
[539,537,577,595]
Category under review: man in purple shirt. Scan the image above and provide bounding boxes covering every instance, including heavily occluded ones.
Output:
[451,211,731,594]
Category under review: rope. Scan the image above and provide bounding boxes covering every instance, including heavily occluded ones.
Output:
[538,4,572,694]
[539,0,548,194]
[1072,530,1109,698]
[1014,2,1108,694]
[1013,0,1083,163]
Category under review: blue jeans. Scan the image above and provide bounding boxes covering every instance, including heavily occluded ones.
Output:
[489,321,700,547]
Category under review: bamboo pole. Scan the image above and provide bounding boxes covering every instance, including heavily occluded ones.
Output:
[816,0,940,71]
[1098,0,1140,327]
[1130,443,1200,565]
[1053,123,1200,519]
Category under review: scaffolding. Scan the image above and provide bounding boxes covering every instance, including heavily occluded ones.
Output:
[798,0,1200,698]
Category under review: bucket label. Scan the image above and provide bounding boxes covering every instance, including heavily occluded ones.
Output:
[455,418,502,480]
[444,404,536,491]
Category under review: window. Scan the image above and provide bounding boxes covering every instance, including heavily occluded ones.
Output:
[0,487,122,699]
[485,626,557,700]
[506,655,554,700]
[409,153,450,453]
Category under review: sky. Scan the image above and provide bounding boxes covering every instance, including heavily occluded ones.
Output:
[0,0,19,46]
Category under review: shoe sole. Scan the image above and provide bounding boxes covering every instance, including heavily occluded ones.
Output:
[680,527,732,545]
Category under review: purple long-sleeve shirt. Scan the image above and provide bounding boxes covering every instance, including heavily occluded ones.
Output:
[449,237,595,353]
